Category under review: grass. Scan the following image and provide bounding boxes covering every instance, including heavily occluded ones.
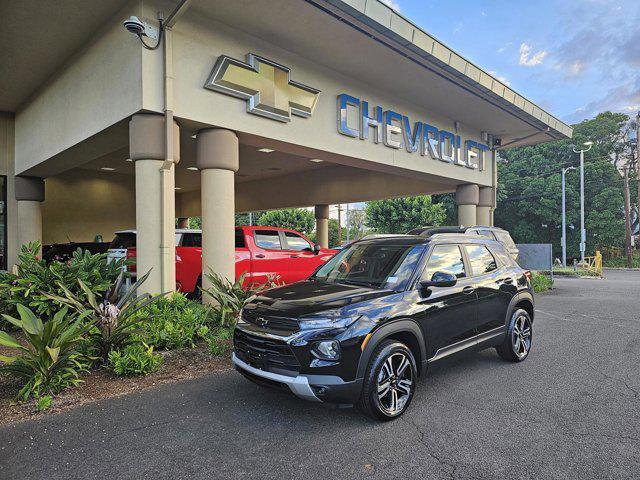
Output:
[603,252,640,269]
[551,267,600,277]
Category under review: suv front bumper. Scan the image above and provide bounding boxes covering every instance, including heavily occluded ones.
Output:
[232,353,362,404]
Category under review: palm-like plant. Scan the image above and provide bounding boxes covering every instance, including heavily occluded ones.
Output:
[202,272,281,327]
[0,305,90,400]
[45,270,164,362]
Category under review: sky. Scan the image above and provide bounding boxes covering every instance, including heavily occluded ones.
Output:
[381,0,640,124]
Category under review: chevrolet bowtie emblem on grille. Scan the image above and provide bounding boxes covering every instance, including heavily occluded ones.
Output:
[204,53,320,123]
[257,317,268,328]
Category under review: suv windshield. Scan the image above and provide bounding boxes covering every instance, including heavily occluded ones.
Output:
[313,242,425,290]
[109,232,136,249]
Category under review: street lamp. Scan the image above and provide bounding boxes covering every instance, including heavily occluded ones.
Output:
[572,141,593,264]
[561,165,576,267]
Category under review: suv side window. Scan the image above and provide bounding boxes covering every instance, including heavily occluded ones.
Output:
[465,245,498,275]
[284,231,312,251]
[254,230,282,250]
[421,244,466,281]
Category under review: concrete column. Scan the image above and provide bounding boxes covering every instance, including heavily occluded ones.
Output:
[477,186,495,226]
[315,204,329,248]
[15,176,44,257]
[130,113,180,295]
[197,129,239,300]
[177,217,189,229]
[456,184,479,227]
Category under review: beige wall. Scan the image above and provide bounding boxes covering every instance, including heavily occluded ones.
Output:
[14,1,145,175]
[142,9,494,188]
[42,169,136,245]
[0,113,18,267]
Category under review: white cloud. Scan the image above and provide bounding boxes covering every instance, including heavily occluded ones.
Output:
[381,0,401,11]
[519,43,548,66]
[488,70,511,86]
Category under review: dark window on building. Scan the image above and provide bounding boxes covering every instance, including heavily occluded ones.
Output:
[465,245,498,275]
[284,231,311,251]
[254,230,282,250]
[422,244,466,280]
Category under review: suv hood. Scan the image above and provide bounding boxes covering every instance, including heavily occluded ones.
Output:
[244,280,395,318]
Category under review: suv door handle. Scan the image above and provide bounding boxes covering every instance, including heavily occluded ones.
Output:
[462,286,475,295]
[290,254,299,258]
[255,254,265,259]
[497,277,513,285]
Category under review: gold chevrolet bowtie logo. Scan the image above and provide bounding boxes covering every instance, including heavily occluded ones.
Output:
[204,54,320,123]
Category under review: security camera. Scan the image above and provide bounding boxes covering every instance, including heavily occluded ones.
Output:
[123,16,146,36]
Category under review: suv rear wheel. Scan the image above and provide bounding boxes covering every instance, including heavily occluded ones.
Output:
[358,340,417,421]
[496,308,532,362]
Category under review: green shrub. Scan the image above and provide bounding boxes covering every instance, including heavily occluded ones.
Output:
[0,242,126,320]
[45,270,163,363]
[36,395,52,412]
[207,328,233,356]
[0,305,89,401]
[531,273,553,293]
[108,343,162,376]
[137,292,215,350]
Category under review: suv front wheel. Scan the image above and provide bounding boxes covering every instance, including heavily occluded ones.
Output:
[358,340,417,421]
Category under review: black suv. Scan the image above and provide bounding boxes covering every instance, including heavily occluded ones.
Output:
[232,234,534,421]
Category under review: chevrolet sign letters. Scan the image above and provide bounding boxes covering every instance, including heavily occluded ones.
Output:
[337,93,489,170]
[204,54,320,123]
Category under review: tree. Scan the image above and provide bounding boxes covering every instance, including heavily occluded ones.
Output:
[431,193,457,225]
[328,218,344,247]
[365,195,446,234]
[346,208,367,240]
[257,208,315,235]
[495,111,628,257]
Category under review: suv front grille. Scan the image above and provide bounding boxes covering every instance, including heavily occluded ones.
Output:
[241,309,299,333]
[234,329,300,376]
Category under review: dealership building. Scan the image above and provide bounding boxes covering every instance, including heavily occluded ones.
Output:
[1,0,572,294]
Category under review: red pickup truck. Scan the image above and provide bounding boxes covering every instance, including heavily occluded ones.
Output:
[107,226,337,294]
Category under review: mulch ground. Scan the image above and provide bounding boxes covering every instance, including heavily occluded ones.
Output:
[0,342,233,427]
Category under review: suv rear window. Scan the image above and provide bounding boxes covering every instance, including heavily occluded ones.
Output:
[494,231,517,250]
[109,233,136,249]
[181,233,202,247]
[465,245,498,275]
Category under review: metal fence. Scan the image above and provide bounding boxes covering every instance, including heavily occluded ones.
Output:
[516,243,553,280]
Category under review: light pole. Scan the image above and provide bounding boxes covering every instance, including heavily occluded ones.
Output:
[561,165,576,267]
[572,141,593,264]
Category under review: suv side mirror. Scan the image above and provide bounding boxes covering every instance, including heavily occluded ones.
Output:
[420,271,457,289]
[313,243,321,255]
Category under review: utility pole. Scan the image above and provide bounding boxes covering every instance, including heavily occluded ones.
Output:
[573,141,593,264]
[345,203,350,243]
[561,166,575,267]
[623,165,633,268]
[636,112,640,247]
[337,204,342,245]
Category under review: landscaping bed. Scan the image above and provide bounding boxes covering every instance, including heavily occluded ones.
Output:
[0,343,232,426]
[0,244,270,426]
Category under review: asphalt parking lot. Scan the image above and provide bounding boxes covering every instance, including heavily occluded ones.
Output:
[1,269,639,480]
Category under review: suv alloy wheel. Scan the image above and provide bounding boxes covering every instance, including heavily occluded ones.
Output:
[358,340,417,421]
[496,308,532,362]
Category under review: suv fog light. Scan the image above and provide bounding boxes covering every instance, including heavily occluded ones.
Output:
[313,340,341,360]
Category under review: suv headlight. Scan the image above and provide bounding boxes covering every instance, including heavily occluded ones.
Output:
[312,340,341,360]
[299,316,359,331]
